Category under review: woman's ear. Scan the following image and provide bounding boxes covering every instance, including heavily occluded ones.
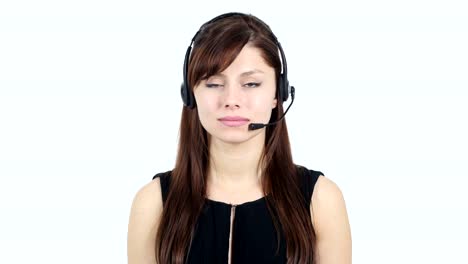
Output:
[272,98,278,109]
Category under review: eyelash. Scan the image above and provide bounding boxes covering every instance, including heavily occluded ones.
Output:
[205,82,261,88]
[205,83,222,88]
[245,82,261,88]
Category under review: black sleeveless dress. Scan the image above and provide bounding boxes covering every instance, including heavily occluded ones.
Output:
[152,165,324,264]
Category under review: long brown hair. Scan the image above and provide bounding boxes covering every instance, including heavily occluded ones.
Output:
[155,13,316,264]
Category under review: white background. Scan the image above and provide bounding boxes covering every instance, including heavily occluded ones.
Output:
[1,0,467,263]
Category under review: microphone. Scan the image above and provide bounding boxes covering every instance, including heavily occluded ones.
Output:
[248,86,295,131]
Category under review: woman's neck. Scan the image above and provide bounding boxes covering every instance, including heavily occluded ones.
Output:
[206,133,265,192]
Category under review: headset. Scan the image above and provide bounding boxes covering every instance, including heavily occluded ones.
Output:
[180,12,295,131]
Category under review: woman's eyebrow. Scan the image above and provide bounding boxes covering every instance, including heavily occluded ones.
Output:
[212,69,265,78]
[240,70,264,77]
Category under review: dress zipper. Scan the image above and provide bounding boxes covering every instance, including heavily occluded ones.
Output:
[228,204,237,264]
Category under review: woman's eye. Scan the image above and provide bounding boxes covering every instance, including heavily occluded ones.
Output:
[205,83,222,88]
[244,82,261,88]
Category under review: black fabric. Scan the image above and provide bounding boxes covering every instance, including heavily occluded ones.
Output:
[152,165,324,264]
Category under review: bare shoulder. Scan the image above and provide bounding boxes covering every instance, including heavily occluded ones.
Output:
[310,175,352,263]
[311,176,346,221]
[127,178,164,264]
[130,178,163,215]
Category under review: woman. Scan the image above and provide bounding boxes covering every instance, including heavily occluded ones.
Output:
[128,12,351,264]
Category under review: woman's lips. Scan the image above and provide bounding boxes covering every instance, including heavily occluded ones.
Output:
[219,120,250,127]
[218,116,250,127]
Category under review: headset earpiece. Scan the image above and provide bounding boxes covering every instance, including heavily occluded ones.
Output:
[181,82,194,109]
[181,45,195,108]
[278,74,290,102]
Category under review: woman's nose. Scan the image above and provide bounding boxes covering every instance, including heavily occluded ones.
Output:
[222,85,242,109]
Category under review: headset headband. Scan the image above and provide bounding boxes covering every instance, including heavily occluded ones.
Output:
[181,12,291,109]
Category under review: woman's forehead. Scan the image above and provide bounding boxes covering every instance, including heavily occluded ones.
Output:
[208,46,274,76]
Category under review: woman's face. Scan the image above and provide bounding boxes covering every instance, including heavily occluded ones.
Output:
[193,44,278,145]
